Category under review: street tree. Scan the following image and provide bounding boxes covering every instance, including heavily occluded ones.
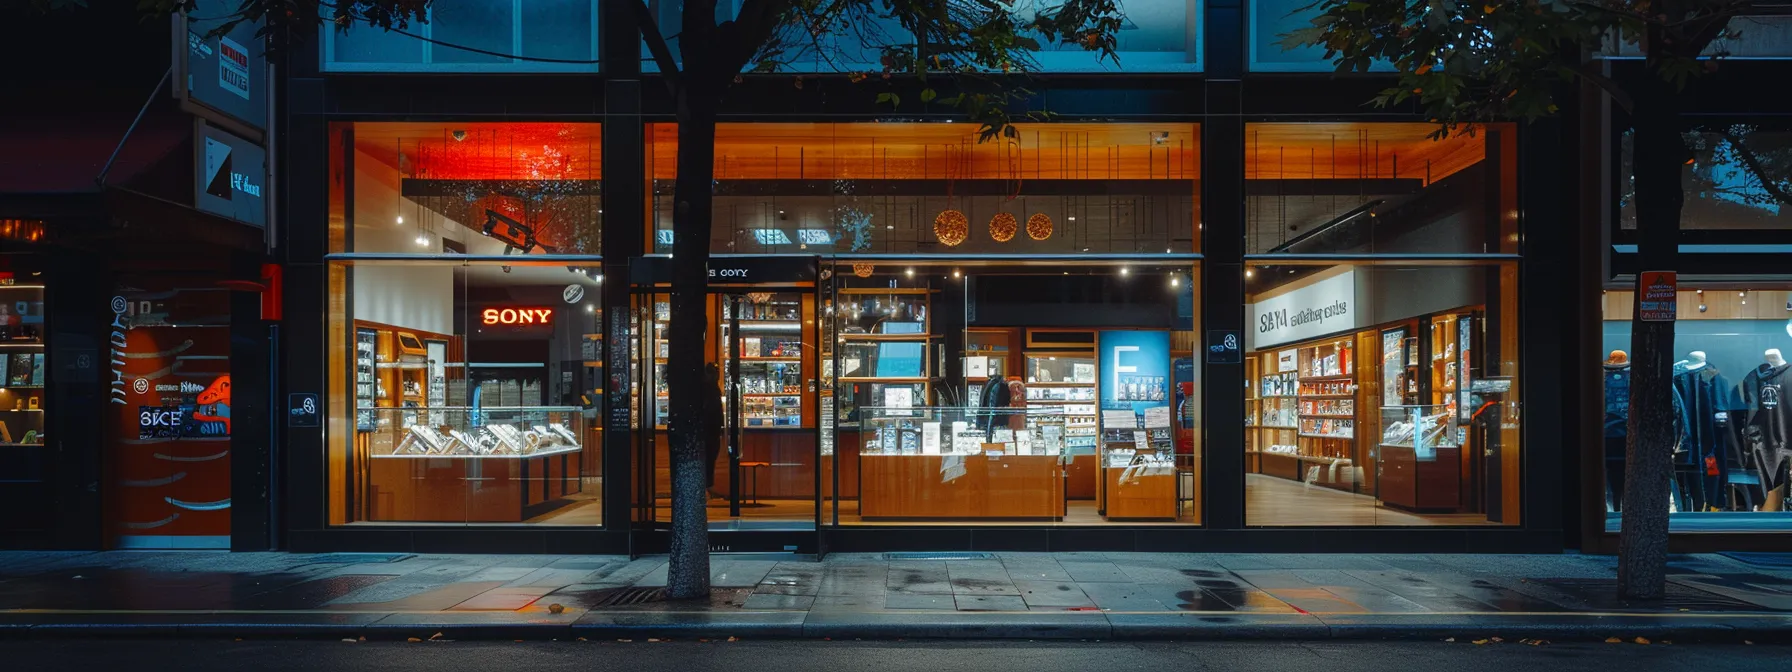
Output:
[133,0,1126,600]
[1283,0,1791,598]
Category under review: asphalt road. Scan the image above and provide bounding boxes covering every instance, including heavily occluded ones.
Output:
[0,640,1784,671]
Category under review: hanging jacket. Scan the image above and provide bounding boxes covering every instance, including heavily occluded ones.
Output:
[1604,363,1689,443]
[1740,362,1792,491]
[1673,365,1740,468]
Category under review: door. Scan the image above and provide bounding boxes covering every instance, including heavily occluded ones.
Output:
[629,258,823,553]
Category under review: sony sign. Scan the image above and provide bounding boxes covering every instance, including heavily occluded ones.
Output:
[1247,269,1359,351]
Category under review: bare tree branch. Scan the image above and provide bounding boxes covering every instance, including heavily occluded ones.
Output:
[1575,61,1636,114]
[632,0,683,95]
[1722,129,1792,205]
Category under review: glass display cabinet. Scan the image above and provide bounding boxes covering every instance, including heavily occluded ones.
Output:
[1377,403,1463,511]
[856,405,1067,521]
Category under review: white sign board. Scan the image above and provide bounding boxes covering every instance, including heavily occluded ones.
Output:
[1248,269,1358,350]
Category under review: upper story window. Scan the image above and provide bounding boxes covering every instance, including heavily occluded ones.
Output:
[324,1,599,73]
[645,0,1200,74]
[1249,0,1391,72]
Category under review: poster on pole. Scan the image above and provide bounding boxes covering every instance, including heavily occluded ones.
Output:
[1638,271,1678,322]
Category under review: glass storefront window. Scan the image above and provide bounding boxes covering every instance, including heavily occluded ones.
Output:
[0,257,48,536]
[1245,123,1518,255]
[1619,123,1792,231]
[649,122,1200,256]
[1601,285,1792,530]
[324,1,600,73]
[822,261,1202,526]
[1241,261,1521,526]
[331,261,605,526]
[332,122,602,255]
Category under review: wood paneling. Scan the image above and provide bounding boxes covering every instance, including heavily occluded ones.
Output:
[1604,289,1792,321]
[352,122,603,178]
[1246,123,1503,186]
[366,452,583,523]
[1103,468,1178,520]
[860,454,1064,520]
[1378,445,1461,512]
[651,122,1200,181]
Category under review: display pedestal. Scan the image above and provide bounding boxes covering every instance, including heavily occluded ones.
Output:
[1378,444,1460,511]
[366,448,583,522]
[1103,467,1177,520]
[860,454,1063,520]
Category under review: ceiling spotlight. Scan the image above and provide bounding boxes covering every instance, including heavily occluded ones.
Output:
[1245,269,1255,278]
[396,215,404,225]
[585,304,596,313]
[886,224,895,230]
[595,274,604,284]
[952,270,961,279]
[1120,267,1130,276]
[1169,275,1179,287]
[1068,216,1077,222]
[415,233,429,246]
[905,268,915,278]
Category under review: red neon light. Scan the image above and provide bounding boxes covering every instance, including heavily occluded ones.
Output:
[482,307,554,326]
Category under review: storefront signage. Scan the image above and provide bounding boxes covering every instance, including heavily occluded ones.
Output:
[1206,330,1242,364]
[139,406,187,439]
[1248,270,1358,350]
[628,256,818,285]
[481,307,554,325]
[174,0,267,134]
[195,122,267,228]
[1638,271,1677,322]
[288,393,319,428]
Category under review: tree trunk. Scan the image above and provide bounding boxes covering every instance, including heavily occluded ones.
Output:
[665,100,719,601]
[1616,83,1687,600]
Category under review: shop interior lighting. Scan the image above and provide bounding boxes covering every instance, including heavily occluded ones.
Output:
[1119,267,1130,276]
[750,229,793,245]
[905,268,915,277]
[396,215,404,225]
[952,270,961,279]
[1169,275,1179,287]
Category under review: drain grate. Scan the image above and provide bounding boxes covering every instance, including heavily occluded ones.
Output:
[299,553,414,564]
[587,587,667,607]
[883,552,997,561]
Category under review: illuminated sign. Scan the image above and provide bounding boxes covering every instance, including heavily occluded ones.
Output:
[482,307,554,326]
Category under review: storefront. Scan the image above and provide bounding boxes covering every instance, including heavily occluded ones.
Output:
[278,3,1581,555]
[1588,91,1792,550]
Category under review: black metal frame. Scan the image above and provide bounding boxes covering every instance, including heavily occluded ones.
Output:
[268,0,1585,555]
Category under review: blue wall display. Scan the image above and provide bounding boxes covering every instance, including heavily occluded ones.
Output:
[1099,330,1172,422]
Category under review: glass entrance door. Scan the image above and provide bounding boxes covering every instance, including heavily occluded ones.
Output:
[632,286,820,534]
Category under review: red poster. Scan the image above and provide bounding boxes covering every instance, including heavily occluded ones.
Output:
[106,285,233,549]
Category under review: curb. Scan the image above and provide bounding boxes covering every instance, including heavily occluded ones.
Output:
[0,612,1788,643]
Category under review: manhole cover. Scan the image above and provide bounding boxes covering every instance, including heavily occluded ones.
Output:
[1532,578,1765,612]
[883,552,997,561]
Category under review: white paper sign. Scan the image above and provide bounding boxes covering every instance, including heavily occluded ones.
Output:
[1143,406,1172,429]
[1042,425,1063,455]
[964,356,989,378]
[1133,430,1149,451]
[922,422,941,455]
[884,386,914,409]
[1016,430,1033,455]
[1102,409,1136,429]
[1248,269,1359,350]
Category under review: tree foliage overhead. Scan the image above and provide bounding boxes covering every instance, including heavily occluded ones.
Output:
[1282,0,1756,137]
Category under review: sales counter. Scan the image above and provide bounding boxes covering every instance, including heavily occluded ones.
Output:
[859,453,1064,520]
[366,445,585,522]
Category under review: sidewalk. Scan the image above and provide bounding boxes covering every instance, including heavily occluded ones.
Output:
[1,550,1789,641]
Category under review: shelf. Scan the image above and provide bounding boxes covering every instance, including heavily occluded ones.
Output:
[0,343,44,348]
[1026,382,1095,387]
[1299,394,1355,399]
[1261,394,1298,399]
[1299,414,1355,419]
[0,409,45,413]
[0,443,44,447]
[1300,374,1353,381]
[1253,424,1299,430]
[0,385,44,389]
[737,357,802,363]
[1299,433,1353,440]
[740,393,802,397]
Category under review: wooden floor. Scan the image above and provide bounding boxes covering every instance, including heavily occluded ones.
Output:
[1244,473,1499,526]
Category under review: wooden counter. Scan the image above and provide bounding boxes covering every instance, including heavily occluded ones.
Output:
[1378,444,1461,512]
[1103,467,1177,520]
[366,447,584,522]
[860,454,1064,520]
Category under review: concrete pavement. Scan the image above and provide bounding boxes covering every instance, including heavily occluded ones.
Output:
[0,551,1789,641]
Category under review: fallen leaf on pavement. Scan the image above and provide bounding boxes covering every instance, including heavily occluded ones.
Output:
[1472,639,1490,645]
[1605,637,1622,644]
[341,639,357,643]
[430,632,445,641]
[1634,637,1651,645]
[1444,638,1456,643]
[407,638,421,643]
[548,603,566,614]
[727,637,739,642]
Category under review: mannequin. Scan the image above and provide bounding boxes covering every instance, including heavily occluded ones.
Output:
[1604,350,1632,510]
[1741,350,1792,511]
[1685,351,1708,370]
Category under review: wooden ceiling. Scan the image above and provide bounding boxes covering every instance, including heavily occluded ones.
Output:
[1245,122,1505,186]
[649,122,1202,181]
[350,122,603,180]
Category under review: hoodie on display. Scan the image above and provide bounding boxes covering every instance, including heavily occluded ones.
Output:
[1740,362,1792,491]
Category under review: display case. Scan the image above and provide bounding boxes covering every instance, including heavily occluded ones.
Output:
[857,405,1066,520]
[1023,352,1096,452]
[1098,408,1177,520]
[835,288,934,428]
[964,329,1013,381]
[0,281,47,465]
[1377,404,1462,511]
[363,406,588,522]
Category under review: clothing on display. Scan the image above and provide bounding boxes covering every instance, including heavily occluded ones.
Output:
[1740,361,1792,492]
[1671,360,1740,510]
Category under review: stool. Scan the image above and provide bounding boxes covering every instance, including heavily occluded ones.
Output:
[738,461,770,505]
